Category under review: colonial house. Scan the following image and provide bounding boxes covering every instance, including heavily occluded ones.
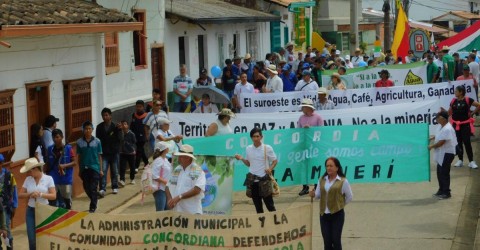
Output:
[163,0,280,98]
[0,0,165,226]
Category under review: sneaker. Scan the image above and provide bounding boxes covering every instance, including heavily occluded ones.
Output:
[113,189,119,194]
[298,189,309,196]
[468,161,478,169]
[433,191,442,197]
[98,190,105,197]
[130,180,136,185]
[88,209,96,213]
[119,180,126,187]
[454,160,463,167]
[135,168,139,173]
[437,194,451,200]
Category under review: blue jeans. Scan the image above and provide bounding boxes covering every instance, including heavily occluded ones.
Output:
[0,209,13,250]
[100,154,119,191]
[153,190,168,211]
[26,206,35,250]
[173,102,189,112]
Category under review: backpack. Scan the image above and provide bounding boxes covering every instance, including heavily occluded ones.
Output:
[140,162,164,205]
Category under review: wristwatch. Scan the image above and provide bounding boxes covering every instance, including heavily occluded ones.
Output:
[179,194,183,200]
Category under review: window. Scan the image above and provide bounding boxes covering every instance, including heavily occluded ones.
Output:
[133,10,147,69]
[105,32,119,74]
[246,29,258,61]
[233,33,240,58]
[270,10,281,52]
[218,34,225,67]
[341,33,350,51]
[179,36,186,66]
[197,35,207,71]
[0,89,16,163]
[63,77,93,143]
[294,8,306,46]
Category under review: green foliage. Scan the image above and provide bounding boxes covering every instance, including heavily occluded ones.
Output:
[195,156,234,185]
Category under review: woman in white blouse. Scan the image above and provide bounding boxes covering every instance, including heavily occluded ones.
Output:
[151,141,172,211]
[310,157,353,250]
[19,157,56,250]
[205,108,235,136]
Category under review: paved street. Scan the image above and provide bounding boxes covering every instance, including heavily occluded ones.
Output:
[10,136,480,250]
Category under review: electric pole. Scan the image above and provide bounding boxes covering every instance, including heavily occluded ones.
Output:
[350,0,359,55]
[383,0,391,50]
[402,0,410,17]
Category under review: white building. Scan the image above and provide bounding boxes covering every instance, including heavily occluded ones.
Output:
[0,0,164,166]
[163,0,280,98]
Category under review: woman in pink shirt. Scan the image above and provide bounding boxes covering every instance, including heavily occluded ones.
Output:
[297,98,323,195]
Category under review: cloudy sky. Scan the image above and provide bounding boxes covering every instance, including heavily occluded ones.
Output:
[362,0,473,21]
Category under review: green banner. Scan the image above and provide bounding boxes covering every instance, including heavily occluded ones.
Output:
[185,124,430,191]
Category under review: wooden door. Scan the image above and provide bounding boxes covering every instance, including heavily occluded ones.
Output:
[151,47,166,101]
[25,81,51,147]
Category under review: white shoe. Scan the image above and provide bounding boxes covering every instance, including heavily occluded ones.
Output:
[469,161,478,169]
[113,189,119,194]
[98,190,105,197]
[130,180,136,185]
[119,180,125,187]
[454,160,463,167]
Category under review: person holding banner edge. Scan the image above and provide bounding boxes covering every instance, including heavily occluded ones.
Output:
[449,85,480,169]
[309,157,353,250]
[235,128,278,214]
[297,98,324,196]
[428,110,457,200]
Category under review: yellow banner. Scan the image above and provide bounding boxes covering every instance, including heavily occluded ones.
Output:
[36,203,313,250]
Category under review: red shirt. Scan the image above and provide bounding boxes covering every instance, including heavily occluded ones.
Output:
[456,75,478,88]
[375,79,394,87]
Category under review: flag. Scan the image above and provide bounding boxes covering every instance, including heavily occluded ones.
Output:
[391,0,410,62]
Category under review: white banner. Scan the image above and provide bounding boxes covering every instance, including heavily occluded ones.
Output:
[169,100,440,137]
[321,62,428,89]
[239,91,317,113]
[328,80,476,109]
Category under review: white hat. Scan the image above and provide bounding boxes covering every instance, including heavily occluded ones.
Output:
[158,118,172,126]
[174,144,196,160]
[155,141,169,152]
[244,53,251,60]
[266,64,278,75]
[299,98,315,109]
[335,50,341,55]
[20,157,45,173]
[317,87,328,95]
[285,41,295,48]
[345,55,350,60]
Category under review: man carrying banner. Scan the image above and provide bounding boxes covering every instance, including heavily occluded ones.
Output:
[375,70,394,87]
[429,110,457,200]
[235,128,278,214]
[297,99,323,196]
[166,145,206,214]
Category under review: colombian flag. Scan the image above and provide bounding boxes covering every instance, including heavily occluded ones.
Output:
[391,0,410,62]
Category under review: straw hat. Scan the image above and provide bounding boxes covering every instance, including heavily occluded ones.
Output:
[217,108,236,118]
[442,46,450,52]
[244,53,251,60]
[326,61,335,68]
[174,144,196,160]
[299,98,315,109]
[317,87,328,95]
[155,141,170,152]
[285,41,295,48]
[20,157,45,173]
[266,64,278,75]
[331,72,341,80]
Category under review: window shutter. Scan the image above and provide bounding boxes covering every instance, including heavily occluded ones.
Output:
[270,10,281,52]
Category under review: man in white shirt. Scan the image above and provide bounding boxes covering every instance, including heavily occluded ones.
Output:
[295,70,319,92]
[467,53,479,83]
[293,52,304,72]
[166,144,206,214]
[143,100,169,152]
[263,65,283,93]
[428,110,457,200]
[233,72,255,111]
[351,48,364,67]
[235,128,277,214]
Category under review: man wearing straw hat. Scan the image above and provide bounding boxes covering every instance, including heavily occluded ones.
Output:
[297,98,324,196]
[316,87,335,110]
[263,65,283,93]
[166,145,206,214]
[440,46,455,81]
